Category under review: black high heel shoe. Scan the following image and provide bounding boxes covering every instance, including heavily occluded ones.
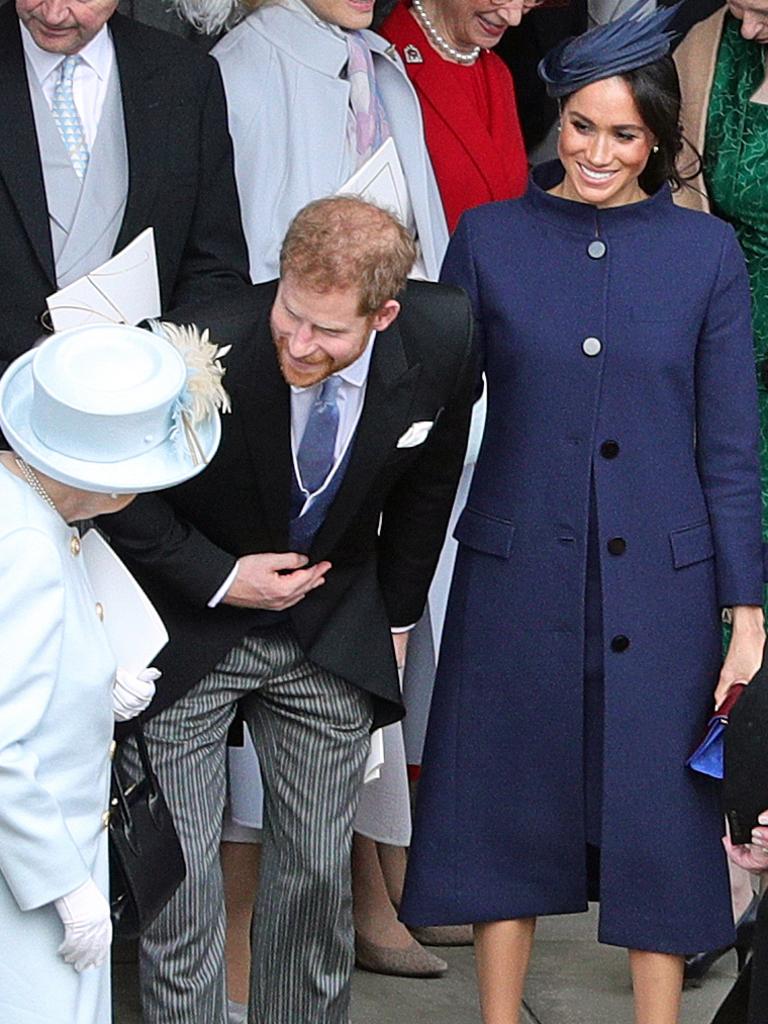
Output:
[684,893,759,984]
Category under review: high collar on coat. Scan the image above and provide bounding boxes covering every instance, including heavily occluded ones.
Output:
[244,2,398,81]
[526,159,673,236]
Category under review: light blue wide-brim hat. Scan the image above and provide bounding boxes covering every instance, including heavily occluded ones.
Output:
[0,323,226,494]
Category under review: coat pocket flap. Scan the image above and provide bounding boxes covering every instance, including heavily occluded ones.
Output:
[453,507,515,558]
[669,522,714,569]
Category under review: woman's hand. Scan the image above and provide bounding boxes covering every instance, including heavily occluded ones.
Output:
[723,811,768,874]
[54,877,112,972]
[714,605,765,708]
[112,666,160,721]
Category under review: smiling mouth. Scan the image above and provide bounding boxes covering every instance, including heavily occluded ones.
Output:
[578,163,618,184]
[477,13,506,33]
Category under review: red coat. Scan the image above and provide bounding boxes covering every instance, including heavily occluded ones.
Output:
[381,1,528,232]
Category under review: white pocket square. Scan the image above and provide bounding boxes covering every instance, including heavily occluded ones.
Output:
[397,421,434,448]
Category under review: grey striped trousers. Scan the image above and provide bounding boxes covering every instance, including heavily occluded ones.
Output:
[120,625,372,1024]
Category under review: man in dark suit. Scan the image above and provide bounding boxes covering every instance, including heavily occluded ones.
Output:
[106,197,477,1024]
[0,0,249,373]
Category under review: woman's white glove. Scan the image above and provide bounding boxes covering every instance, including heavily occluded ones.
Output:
[112,666,160,721]
[54,877,112,972]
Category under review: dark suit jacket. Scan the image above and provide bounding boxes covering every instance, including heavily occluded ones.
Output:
[104,280,477,729]
[0,5,250,371]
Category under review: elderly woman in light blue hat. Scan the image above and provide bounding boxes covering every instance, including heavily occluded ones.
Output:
[0,321,229,1024]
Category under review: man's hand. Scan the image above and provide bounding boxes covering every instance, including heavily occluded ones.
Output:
[723,820,768,875]
[222,553,331,611]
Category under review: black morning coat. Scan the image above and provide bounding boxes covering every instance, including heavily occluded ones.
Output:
[0,2,251,374]
[104,280,477,730]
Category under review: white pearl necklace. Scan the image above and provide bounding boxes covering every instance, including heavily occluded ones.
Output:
[411,0,481,65]
[15,456,60,514]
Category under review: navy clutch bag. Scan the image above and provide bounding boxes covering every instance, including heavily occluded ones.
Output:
[686,683,748,780]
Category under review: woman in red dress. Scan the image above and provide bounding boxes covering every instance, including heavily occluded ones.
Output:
[381,0,533,231]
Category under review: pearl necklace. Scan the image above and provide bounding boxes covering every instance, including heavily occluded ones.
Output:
[15,456,60,514]
[411,0,480,65]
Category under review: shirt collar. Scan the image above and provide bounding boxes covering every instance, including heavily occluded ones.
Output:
[290,330,376,394]
[20,20,113,86]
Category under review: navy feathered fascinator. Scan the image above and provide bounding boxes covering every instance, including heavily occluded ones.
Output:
[538,0,682,98]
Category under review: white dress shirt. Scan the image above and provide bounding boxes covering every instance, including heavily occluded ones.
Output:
[20,21,114,149]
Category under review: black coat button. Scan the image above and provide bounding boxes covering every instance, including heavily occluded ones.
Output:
[600,440,620,459]
[611,635,630,652]
[588,240,607,259]
[607,537,626,556]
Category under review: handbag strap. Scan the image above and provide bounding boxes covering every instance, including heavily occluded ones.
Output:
[114,718,159,798]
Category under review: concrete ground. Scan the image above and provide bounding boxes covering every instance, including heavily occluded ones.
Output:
[113,905,737,1023]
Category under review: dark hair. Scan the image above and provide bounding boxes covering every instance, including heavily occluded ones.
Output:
[561,55,694,194]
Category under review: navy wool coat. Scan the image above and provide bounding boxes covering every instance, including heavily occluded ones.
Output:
[400,163,765,954]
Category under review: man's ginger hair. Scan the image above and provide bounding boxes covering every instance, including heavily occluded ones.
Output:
[279,196,417,316]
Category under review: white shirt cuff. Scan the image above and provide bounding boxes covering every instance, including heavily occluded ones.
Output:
[391,624,415,634]
[208,562,240,607]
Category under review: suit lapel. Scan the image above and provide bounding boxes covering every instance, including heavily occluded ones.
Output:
[0,7,56,285]
[109,15,170,254]
[407,57,503,200]
[233,315,293,550]
[311,319,420,558]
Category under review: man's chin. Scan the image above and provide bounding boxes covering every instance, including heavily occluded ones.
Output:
[279,360,331,389]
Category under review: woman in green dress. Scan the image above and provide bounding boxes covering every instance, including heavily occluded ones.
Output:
[676,0,768,532]
[674,0,768,1005]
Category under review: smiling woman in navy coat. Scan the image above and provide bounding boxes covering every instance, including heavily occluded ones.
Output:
[400,11,767,1024]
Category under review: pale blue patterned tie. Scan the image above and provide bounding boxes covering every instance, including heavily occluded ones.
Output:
[297,376,342,494]
[52,55,89,180]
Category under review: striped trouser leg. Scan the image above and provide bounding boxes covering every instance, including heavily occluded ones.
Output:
[240,628,373,1024]
[118,640,271,1023]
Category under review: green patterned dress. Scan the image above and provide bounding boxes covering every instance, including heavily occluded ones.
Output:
[705,17,768,598]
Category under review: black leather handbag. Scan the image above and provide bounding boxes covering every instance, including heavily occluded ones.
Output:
[108,722,186,939]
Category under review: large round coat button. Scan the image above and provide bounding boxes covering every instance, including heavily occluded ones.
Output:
[611,635,630,653]
[600,440,620,459]
[607,537,626,556]
[582,337,602,357]
[588,240,607,259]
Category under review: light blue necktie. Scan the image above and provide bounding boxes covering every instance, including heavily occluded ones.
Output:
[52,55,89,180]
[297,376,342,495]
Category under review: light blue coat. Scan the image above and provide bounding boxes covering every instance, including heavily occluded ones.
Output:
[0,469,115,1024]
[212,2,449,283]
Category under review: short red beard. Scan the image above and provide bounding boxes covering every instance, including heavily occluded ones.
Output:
[273,335,335,388]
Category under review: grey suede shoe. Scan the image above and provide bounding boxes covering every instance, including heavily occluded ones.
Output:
[354,933,448,978]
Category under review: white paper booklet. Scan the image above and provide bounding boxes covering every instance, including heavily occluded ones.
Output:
[81,528,168,674]
[46,227,161,332]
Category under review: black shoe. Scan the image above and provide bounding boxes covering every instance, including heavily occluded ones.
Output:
[684,893,759,984]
